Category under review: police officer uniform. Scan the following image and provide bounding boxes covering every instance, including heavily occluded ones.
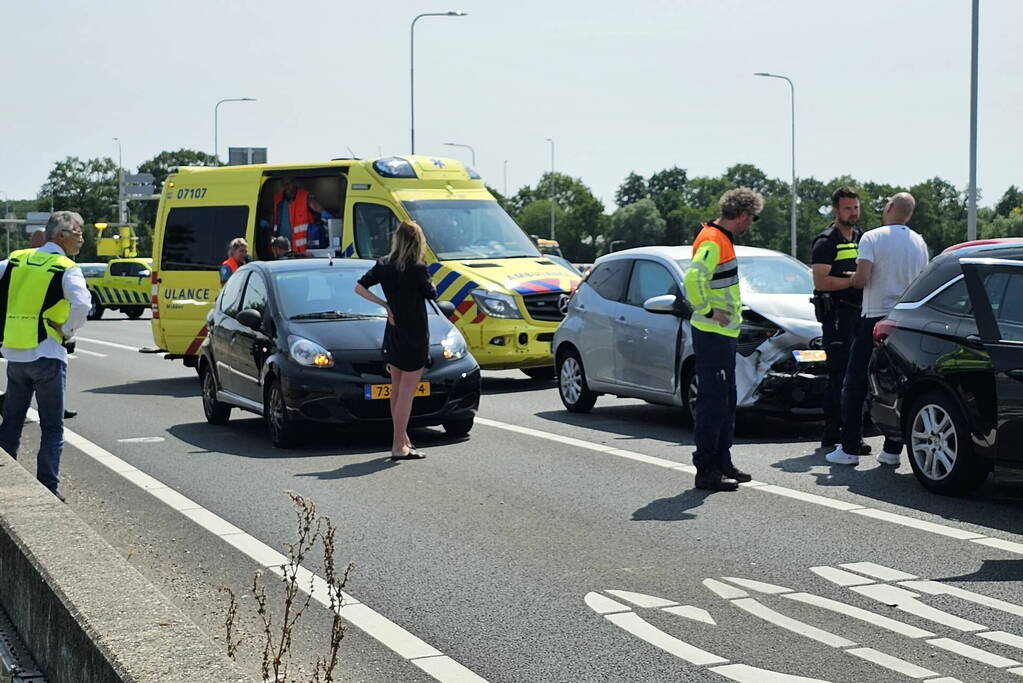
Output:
[810,224,862,447]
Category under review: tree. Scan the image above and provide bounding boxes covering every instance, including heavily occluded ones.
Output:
[995,185,1023,218]
[135,149,220,227]
[38,156,120,261]
[515,172,609,261]
[648,167,688,197]
[614,172,648,207]
[609,199,665,250]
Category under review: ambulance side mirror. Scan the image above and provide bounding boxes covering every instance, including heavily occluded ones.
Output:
[237,308,264,331]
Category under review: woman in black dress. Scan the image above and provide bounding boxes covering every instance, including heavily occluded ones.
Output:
[355,221,438,460]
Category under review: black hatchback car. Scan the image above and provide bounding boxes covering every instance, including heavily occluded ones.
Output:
[199,259,481,447]
[869,241,1023,495]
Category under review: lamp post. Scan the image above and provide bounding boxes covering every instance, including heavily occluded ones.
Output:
[545,138,555,240]
[754,72,797,257]
[410,11,468,154]
[967,0,979,241]
[503,159,509,196]
[113,137,125,223]
[214,97,256,162]
[443,142,476,167]
[0,191,8,256]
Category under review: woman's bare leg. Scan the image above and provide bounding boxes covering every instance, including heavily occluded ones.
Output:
[392,367,423,456]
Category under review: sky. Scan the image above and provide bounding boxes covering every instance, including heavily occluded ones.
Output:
[1,0,1020,212]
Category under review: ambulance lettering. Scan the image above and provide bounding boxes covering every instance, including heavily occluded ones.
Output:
[162,288,212,301]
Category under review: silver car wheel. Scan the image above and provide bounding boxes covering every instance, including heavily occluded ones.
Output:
[560,356,583,405]
[910,403,957,481]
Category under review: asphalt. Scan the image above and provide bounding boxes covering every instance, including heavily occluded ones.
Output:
[8,313,1023,682]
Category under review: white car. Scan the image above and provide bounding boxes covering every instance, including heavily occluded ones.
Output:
[552,245,827,420]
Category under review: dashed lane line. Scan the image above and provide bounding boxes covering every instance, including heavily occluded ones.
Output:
[76,336,141,352]
[73,347,107,357]
[474,417,1023,558]
[27,409,487,683]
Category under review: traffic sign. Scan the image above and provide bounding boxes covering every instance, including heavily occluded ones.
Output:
[25,212,50,233]
[123,173,155,198]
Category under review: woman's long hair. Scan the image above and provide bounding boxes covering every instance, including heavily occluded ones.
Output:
[388,220,426,271]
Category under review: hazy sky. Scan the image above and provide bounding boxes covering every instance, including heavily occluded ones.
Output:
[2,0,1020,211]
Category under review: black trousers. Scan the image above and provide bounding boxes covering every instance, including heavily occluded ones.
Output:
[692,328,738,474]
[821,304,861,429]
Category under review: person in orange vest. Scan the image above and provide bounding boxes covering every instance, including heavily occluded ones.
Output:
[682,187,764,491]
[219,238,249,284]
[273,177,318,254]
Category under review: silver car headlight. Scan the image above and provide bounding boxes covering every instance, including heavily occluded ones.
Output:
[288,335,334,368]
[471,289,523,319]
[441,328,468,360]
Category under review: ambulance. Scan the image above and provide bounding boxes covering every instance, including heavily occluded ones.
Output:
[149,156,580,376]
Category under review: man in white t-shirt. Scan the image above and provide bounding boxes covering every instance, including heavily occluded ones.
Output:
[826,193,929,467]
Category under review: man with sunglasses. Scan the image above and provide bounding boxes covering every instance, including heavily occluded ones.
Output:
[0,211,92,502]
[683,188,763,491]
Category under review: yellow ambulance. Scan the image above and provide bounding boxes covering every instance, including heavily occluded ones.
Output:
[149,156,580,376]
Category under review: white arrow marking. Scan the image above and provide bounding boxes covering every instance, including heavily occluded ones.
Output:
[703,578,748,600]
[810,566,875,587]
[899,580,1023,618]
[783,592,934,639]
[708,663,833,682]
[926,638,1020,668]
[662,605,716,625]
[583,592,631,615]
[603,612,727,666]
[850,584,987,632]
[839,562,917,581]
[845,647,939,679]
[722,577,793,595]
[731,598,856,648]
[605,590,678,609]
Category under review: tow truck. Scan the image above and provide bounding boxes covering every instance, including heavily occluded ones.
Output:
[86,223,152,320]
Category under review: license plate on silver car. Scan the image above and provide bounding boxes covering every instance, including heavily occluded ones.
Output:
[792,349,827,362]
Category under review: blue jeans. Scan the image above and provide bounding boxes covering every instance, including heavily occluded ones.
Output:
[692,328,738,474]
[0,358,66,493]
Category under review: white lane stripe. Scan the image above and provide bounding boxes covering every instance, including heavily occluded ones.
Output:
[476,418,1023,557]
[74,348,107,357]
[845,647,938,679]
[703,578,749,600]
[810,566,875,587]
[926,637,1020,668]
[605,590,678,609]
[29,408,485,682]
[709,663,833,682]
[850,584,987,632]
[839,562,917,581]
[900,580,1023,618]
[730,598,856,648]
[721,577,792,595]
[979,631,1023,651]
[603,611,727,666]
[76,336,141,352]
[662,605,716,625]
[783,592,934,639]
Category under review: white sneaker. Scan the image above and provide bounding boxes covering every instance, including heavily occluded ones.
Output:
[826,446,859,465]
[876,449,901,466]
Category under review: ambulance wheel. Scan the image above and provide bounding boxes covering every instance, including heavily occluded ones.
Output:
[265,378,299,448]
[522,366,556,380]
[87,298,104,320]
[126,308,144,320]
[201,365,231,425]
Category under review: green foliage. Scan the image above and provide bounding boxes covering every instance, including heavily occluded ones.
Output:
[38,156,119,260]
[512,172,608,261]
[995,185,1023,218]
[135,149,220,229]
[614,172,648,207]
[609,199,666,249]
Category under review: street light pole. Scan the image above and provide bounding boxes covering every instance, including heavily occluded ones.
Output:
[410,10,468,154]
[545,138,555,240]
[1,191,8,257]
[967,0,979,241]
[754,72,797,257]
[442,142,476,167]
[214,97,256,162]
[503,159,509,196]
[113,137,125,223]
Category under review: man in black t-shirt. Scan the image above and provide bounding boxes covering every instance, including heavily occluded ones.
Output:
[811,186,865,450]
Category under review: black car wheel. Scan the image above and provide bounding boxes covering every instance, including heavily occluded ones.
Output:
[443,417,475,437]
[87,294,104,321]
[905,391,988,495]
[557,348,597,413]
[126,308,144,320]
[522,366,556,380]
[265,378,298,448]
[201,365,231,425]
[679,359,698,425]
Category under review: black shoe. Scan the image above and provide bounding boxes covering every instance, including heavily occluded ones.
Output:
[846,441,872,456]
[64,409,77,420]
[722,466,752,483]
[695,470,740,491]
[53,490,66,503]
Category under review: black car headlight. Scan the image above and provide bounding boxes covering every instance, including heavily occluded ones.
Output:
[471,289,523,319]
[288,335,334,368]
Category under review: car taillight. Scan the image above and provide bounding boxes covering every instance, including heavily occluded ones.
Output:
[151,270,159,319]
[873,319,897,346]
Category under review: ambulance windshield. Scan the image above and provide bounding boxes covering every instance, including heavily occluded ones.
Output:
[403,199,541,261]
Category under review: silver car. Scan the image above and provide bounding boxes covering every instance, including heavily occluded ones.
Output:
[552,245,827,420]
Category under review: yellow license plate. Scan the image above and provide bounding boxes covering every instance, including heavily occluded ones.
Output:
[364,382,431,400]
[793,349,827,363]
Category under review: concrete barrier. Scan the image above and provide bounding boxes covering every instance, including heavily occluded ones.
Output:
[0,458,254,683]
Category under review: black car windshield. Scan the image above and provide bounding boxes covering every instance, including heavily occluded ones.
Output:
[403,199,540,260]
[274,268,437,319]
[676,254,813,294]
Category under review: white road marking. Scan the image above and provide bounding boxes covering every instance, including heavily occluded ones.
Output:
[703,578,749,600]
[926,637,1020,668]
[899,580,1023,618]
[809,566,875,587]
[603,611,727,666]
[839,562,917,581]
[845,647,938,679]
[730,598,856,648]
[74,348,107,357]
[783,592,934,639]
[583,592,631,615]
[849,584,987,632]
[76,336,141,352]
[662,605,716,625]
[708,663,832,682]
[117,436,165,444]
[475,418,1023,557]
[978,631,1023,652]
[721,577,792,595]
[29,408,486,683]
[605,589,678,609]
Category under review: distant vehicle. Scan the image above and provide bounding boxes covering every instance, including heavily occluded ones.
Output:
[78,263,106,279]
[86,257,152,320]
[869,241,1023,495]
[534,237,564,257]
[199,258,481,447]
[574,263,594,276]
[553,246,826,420]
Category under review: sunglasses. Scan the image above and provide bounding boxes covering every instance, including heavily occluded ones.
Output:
[751,213,760,223]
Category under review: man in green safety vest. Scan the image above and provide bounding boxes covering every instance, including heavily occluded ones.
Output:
[0,211,91,501]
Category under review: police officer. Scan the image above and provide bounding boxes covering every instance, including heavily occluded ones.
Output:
[0,211,92,501]
[811,186,867,451]
[683,187,764,491]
